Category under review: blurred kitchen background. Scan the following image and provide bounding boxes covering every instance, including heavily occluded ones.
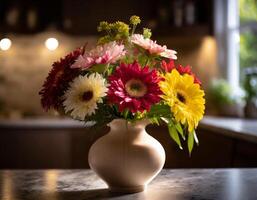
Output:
[0,0,257,169]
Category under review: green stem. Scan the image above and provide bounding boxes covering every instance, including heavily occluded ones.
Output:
[145,57,150,66]
[131,25,136,35]
[103,63,110,75]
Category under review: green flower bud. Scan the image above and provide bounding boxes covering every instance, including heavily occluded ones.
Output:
[130,15,141,25]
[97,21,109,32]
[112,22,129,37]
[98,35,111,44]
[143,28,152,39]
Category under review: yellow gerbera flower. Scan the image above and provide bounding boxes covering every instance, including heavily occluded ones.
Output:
[159,69,205,132]
[63,73,108,120]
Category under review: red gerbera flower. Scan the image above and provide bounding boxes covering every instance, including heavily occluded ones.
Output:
[161,59,202,85]
[161,59,175,72]
[177,64,202,85]
[108,62,162,113]
[39,48,83,111]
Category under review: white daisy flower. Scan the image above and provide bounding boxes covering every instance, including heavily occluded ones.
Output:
[63,73,108,120]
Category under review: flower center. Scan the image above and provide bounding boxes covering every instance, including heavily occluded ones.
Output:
[177,92,186,103]
[82,91,93,102]
[125,79,147,98]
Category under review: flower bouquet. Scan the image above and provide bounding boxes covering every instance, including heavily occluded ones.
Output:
[40,16,205,192]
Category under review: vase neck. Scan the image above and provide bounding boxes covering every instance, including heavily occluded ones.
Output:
[108,119,149,135]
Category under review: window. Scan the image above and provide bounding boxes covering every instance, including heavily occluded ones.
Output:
[215,0,257,97]
[215,0,240,93]
[239,0,257,101]
[239,0,257,72]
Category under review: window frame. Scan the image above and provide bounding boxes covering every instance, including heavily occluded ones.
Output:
[214,0,240,93]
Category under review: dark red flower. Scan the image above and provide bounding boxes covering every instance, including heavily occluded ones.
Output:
[108,62,162,113]
[161,60,201,85]
[39,48,83,111]
[176,64,192,74]
[177,64,202,85]
[161,59,175,72]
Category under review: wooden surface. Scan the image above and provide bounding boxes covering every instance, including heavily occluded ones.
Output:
[0,169,256,200]
[1,116,256,142]
[0,117,257,169]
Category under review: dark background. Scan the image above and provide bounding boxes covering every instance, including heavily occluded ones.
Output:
[0,0,213,36]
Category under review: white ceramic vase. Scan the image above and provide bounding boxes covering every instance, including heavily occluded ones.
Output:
[88,119,166,193]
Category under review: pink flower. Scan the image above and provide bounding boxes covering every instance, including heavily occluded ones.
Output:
[131,34,177,59]
[71,41,126,69]
[160,49,177,60]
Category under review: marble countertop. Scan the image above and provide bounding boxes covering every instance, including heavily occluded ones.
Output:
[0,169,257,200]
[200,116,257,143]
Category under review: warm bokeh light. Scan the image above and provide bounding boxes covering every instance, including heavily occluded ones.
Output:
[45,38,59,51]
[0,38,12,51]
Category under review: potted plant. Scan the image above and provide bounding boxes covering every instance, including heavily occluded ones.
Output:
[206,79,245,117]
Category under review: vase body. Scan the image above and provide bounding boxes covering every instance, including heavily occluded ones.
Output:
[88,119,166,193]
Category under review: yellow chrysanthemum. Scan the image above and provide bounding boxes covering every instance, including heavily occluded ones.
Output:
[63,73,108,120]
[159,69,205,132]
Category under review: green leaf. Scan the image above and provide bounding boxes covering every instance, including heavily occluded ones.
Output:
[89,64,107,73]
[106,65,115,76]
[123,109,130,119]
[84,103,115,129]
[175,123,185,140]
[187,132,194,155]
[147,104,171,118]
[150,117,160,125]
[168,125,182,149]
